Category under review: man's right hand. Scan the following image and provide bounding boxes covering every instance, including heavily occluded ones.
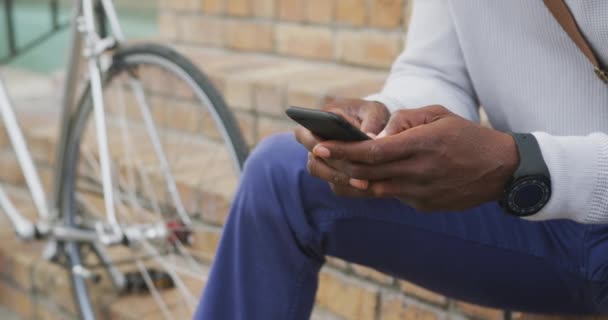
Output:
[295,99,390,152]
[295,99,390,193]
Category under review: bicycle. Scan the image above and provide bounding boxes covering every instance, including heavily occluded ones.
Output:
[0,0,248,318]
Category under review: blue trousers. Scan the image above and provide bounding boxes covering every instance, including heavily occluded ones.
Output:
[196,134,608,319]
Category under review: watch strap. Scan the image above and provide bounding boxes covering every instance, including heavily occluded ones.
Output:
[510,133,550,179]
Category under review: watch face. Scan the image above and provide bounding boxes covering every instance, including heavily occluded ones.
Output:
[505,176,551,216]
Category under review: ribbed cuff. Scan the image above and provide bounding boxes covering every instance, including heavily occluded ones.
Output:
[587,140,608,223]
[528,132,608,224]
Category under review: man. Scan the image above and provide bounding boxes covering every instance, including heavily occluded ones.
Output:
[197,0,608,318]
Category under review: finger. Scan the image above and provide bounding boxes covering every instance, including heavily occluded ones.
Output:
[307,154,351,186]
[295,126,320,152]
[360,106,389,135]
[349,178,369,190]
[368,180,431,208]
[330,183,375,198]
[314,133,422,164]
[325,108,362,128]
[337,159,431,181]
[383,106,448,136]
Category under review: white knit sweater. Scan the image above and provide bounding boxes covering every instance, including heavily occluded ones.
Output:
[367,0,608,223]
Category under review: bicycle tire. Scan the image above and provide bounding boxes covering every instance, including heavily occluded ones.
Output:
[60,43,249,319]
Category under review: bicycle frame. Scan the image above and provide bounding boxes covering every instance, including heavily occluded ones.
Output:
[0,0,125,241]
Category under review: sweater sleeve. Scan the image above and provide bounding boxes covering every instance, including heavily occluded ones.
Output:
[366,0,480,123]
[526,132,608,224]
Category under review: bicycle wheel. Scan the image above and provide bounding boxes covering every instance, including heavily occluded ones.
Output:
[61,44,249,319]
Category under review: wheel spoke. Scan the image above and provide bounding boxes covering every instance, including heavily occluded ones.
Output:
[136,260,175,320]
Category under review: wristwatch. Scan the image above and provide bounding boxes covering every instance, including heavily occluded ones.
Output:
[500,133,552,217]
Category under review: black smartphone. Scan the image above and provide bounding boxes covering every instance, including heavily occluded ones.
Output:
[286,106,370,142]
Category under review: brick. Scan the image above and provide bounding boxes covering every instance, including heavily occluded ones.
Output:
[399,280,447,306]
[28,126,57,165]
[351,264,394,285]
[311,307,343,320]
[161,0,198,11]
[156,98,205,134]
[223,62,304,111]
[0,238,41,290]
[336,30,402,68]
[32,260,78,314]
[380,293,439,320]
[184,49,275,83]
[316,268,379,320]
[278,0,307,21]
[286,69,370,109]
[226,0,251,16]
[0,152,24,185]
[0,280,34,319]
[257,117,296,142]
[306,0,334,24]
[158,12,178,40]
[335,0,368,26]
[252,65,320,116]
[198,179,236,226]
[455,301,505,320]
[234,110,257,146]
[276,24,333,60]
[108,293,171,319]
[253,81,284,116]
[225,20,274,52]
[200,0,224,14]
[32,298,78,320]
[325,78,386,102]
[178,16,225,47]
[189,223,222,262]
[173,175,204,214]
[252,0,275,17]
[369,0,405,29]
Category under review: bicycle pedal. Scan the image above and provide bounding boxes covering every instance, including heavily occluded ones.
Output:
[123,269,174,294]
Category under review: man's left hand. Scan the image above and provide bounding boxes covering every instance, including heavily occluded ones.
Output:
[307,105,520,212]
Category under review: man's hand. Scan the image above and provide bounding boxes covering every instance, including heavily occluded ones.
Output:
[295,99,390,150]
[295,99,391,195]
[308,105,520,212]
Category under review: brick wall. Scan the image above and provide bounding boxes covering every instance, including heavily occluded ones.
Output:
[159,0,408,69]
[153,1,519,320]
